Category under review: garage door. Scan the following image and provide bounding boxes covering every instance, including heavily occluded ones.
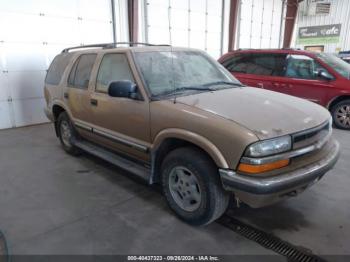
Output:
[144,0,224,58]
[0,0,115,129]
[238,0,283,49]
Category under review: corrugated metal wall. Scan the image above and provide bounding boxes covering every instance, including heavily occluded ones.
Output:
[295,0,350,52]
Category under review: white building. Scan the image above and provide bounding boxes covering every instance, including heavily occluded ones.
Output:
[295,0,350,53]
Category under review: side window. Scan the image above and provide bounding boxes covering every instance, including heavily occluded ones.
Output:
[96,53,135,93]
[222,54,249,73]
[314,60,334,80]
[45,53,72,85]
[285,54,332,80]
[68,54,96,89]
[249,54,286,76]
[68,58,79,86]
[223,54,252,74]
[222,54,286,76]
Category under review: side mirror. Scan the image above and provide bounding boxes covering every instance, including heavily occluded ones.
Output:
[317,70,334,81]
[108,80,138,99]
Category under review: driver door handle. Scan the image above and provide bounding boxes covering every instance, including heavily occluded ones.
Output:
[90,98,98,106]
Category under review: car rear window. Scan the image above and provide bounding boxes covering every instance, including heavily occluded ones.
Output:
[45,53,72,85]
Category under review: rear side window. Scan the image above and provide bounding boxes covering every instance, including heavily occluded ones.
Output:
[45,54,72,85]
[222,53,287,77]
[68,54,97,89]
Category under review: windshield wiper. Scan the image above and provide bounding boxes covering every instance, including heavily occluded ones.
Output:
[151,82,241,99]
[152,85,214,99]
[203,81,244,88]
[176,85,214,92]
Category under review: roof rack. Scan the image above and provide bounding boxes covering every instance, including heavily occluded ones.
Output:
[61,42,171,53]
[282,48,301,50]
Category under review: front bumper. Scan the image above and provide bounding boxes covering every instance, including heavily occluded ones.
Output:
[219,138,340,205]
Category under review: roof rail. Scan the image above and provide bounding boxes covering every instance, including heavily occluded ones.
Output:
[282,48,301,50]
[236,48,303,51]
[61,42,171,53]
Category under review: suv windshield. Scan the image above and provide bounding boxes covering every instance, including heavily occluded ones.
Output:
[317,53,350,79]
[134,51,242,98]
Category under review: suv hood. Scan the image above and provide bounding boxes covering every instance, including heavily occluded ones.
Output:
[175,87,330,140]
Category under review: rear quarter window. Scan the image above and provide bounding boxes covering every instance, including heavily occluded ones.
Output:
[45,53,72,85]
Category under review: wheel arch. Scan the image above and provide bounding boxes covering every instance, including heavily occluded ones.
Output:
[52,102,72,137]
[327,95,350,111]
[149,128,229,184]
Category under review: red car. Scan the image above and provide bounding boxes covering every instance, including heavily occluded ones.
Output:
[219,49,350,130]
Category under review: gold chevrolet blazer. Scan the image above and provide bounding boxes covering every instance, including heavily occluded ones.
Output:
[44,43,340,225]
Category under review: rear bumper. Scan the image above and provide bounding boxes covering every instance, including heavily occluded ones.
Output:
[219,138,340,197]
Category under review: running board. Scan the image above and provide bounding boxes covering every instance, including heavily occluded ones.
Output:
[72,139,150,181]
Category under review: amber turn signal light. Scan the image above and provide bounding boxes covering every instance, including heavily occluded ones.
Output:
[238,159,290,174]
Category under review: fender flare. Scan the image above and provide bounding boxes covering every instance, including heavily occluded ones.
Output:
[51,101,74,136]
[150,128,229,183]
[327,94,350,110]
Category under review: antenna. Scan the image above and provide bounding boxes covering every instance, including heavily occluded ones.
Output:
[168,1,177,104]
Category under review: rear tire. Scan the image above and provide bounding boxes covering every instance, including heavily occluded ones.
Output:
[161,147,230,226]
[331,100,350,130]
[57,112,81,155]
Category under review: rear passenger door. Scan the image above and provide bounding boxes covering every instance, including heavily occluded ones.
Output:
[222,53,288,93]
[65,53,97,127]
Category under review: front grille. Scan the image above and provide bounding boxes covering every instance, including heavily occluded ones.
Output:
[292,121,330,150]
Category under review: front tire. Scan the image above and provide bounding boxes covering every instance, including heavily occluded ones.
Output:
[331,100,350,130]
[57,112,81,155]
[161,147,230,226]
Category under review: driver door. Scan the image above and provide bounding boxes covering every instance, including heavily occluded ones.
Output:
[89,52,151,162]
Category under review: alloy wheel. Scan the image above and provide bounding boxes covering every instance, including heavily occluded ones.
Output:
[335,105,350,128]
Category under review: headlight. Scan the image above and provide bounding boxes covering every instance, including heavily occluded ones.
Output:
[245,136,292,157]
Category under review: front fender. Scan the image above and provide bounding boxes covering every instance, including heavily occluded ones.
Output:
[152,128,229,169]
